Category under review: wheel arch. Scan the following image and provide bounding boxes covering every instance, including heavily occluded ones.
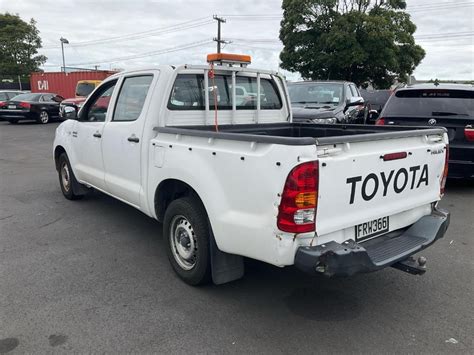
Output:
[154,179,207,223]
[54,145,66,171]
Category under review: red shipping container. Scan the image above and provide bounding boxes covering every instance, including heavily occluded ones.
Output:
[30,71,116,98]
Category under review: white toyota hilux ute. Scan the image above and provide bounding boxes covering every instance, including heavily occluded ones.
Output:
[54,55,450,285]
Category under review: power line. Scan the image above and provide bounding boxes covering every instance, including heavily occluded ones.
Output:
[409,2,474,12]
[41,17,212,49]
[416,31,474,38]
[67,39,214,66]
[408,1,474,9]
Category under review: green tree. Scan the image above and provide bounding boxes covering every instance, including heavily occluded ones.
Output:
[279,0,425,88]
[0,13,47,76]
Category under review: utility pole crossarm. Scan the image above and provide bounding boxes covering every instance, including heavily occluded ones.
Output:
[213,15,230,53]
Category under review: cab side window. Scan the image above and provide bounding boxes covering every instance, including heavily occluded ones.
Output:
[350,84,359,97]
[345,85,353,102]
[113,75,153,122]
[82,81,117,122]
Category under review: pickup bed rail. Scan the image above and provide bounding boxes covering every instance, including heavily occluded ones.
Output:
[155,123,447,146]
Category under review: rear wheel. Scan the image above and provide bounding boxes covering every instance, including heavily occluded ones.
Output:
[163,197,211,285]
[58,153,84,200]
[38,110,49,124]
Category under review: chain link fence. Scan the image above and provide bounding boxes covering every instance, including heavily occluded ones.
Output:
[0,74,31,91]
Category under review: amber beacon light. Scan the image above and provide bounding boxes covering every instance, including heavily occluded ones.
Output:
[207,53,252,65]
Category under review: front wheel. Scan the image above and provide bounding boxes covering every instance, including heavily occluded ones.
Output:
[163,197,211,285]
[38,110,49,124]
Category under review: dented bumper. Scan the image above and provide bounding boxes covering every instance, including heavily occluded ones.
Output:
[294,208,450,277]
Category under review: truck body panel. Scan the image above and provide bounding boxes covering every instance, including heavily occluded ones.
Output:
[53,64,450,279]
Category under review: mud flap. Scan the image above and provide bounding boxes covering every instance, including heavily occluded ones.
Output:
[71,174,89,196]
[210,231,244,285]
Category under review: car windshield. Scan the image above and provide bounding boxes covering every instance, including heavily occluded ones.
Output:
[384,89,474,117]
[288,83,343,105]
[76,82,96,97]
[10,93,42,102]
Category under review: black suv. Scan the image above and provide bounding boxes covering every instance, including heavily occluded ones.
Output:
[376,84,474,179]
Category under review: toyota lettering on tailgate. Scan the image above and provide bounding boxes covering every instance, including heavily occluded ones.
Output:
[346,164,429,204]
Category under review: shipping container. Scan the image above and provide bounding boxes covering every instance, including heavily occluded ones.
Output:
[30,71,116,99]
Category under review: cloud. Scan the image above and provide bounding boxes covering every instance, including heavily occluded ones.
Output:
[2,0,472,80]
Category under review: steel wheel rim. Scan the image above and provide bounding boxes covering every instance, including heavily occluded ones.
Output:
[169,215,197,270]
[61,162,70,192]
[40,111,49,123]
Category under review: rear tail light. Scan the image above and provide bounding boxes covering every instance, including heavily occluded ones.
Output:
[440,145,449,195]
[465,125,474,142]
[375,117,385,126]
[19,102,31,109]
[0,101,5,107]
[277,161,319,233]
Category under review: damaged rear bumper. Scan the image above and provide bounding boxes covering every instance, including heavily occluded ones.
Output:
[294,208,450,277]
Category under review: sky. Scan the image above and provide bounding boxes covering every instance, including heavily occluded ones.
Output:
[0,0,473,81]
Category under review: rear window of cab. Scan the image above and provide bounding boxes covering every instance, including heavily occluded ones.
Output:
[168,74,283,110]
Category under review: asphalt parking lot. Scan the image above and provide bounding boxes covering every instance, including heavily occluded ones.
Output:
[0,120,473,354]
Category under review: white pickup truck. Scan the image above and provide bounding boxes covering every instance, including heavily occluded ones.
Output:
[54,54,450,285]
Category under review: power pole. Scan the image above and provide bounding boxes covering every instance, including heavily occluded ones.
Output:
[60,37,69,72]
[213,15,228,53]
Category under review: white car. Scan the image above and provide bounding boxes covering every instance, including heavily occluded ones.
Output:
[54,54,450,286]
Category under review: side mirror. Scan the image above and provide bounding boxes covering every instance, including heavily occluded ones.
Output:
[346,96,364,107]
[63,105,78,120]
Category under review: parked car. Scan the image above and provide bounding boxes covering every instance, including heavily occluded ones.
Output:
[287,81,364,124]
[60,79,103,118]
[375,84,474,179]
[0,90,24,101]
[54,53,450,286]
[0,90,24,121]
[0,92,64,124]
[360,89,392,124]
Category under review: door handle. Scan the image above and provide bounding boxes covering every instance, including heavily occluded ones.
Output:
[93,132,102,138]
[127,135,140,143]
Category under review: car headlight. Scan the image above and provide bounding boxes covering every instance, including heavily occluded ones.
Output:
[312,117,337,124]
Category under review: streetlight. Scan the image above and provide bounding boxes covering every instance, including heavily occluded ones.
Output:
[60,37,69,72]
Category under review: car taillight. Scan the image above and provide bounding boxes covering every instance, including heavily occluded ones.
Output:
[465,126,474,142]
[0,101,5,107]
[277,161,319,233]
[375,117,385,126]
[440,145,449,195]
[19,102,31,109]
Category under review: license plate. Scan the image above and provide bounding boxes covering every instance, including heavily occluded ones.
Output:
[355,216,389,242]
[8,105,16,109]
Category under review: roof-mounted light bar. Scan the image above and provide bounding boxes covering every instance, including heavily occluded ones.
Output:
[207,53,252,66]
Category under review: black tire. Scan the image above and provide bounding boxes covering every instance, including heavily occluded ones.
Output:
[58,153,84,200]
[8,119,18,124]
[163,197,211,285]
[37,110,49,124]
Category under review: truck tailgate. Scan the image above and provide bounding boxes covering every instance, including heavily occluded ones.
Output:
[316,130,447,238]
